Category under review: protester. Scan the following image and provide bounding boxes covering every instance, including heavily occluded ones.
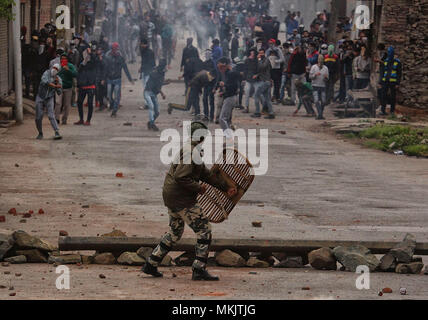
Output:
[251,48,275,119]
[75,48,97,125]
[379,46,402,115]
[55,54,77,125]
[139,38,156,89]
[105,42,135,118]
[35,64,63,140]
[309,55,329,120]
[218,57,243,139]
[353,45,371,89]
[145,59,168,131]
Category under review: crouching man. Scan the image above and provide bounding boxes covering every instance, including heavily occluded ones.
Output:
[35,64,63,140]
[143,121,237,280]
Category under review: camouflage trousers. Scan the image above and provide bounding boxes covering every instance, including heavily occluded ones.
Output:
[148,203,212,270]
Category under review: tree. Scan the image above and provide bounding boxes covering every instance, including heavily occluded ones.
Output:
[0,0,15,20]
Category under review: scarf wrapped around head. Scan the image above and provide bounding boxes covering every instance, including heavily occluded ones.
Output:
[328,44,334,56]
[387,46,395,61]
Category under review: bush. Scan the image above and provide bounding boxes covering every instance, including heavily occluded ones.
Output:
[0,0,15,21]
[403,145,428,157]
[351,124,428,157]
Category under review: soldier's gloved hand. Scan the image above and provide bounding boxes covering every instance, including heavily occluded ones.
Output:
[227,187,237,197]
[199,185,207,195]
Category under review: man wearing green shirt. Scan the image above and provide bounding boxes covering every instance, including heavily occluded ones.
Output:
[56,54,77,125]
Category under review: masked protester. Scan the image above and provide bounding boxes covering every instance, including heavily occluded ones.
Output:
[324,44,339,105]
[35,64,63,140]
[143,121,237,281]
[104,42,135,117]
[55,54,77,124]
[94,46,108,112]
[181,38,199,73]
[379,46,402,115]
[75,48,97,125]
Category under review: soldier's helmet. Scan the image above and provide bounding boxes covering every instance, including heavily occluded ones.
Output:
[190,121,209,143]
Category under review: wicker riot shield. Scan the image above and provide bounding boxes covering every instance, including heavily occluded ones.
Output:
[197,148,255,223]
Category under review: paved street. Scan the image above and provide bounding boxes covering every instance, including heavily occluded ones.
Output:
[1,40,428,299]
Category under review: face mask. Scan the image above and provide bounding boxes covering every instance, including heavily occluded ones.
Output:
[289,48,294,53]
[51,69,58,77]
[257,43,262,50]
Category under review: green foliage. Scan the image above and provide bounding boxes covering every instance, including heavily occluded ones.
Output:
[359,124,411,139]
[346,124,428,157]
[343,133,358,139]
[0,0,15,21]
[363,140,387,151]
[403,145,428,157]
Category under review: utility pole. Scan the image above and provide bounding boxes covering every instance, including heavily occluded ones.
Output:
[12,0,23,124]
[113,0,118,42]
[327,0,340,44]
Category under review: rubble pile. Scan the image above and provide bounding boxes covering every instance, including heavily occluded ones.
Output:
[0,231,426,276]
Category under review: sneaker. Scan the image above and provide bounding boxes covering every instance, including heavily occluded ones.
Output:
[192,268,219,281]
[142,262,163,277]
[251,113,261,118]
[193,114,202,121]
[84,121,91,126]
[61,119,67,125]
[264,114,276,119]
[54,131,62,140]
[111,111,117,118]
[74,120,84,125]
[36,133,43,140]
[242,108,249,113]
[147,121,152,130]
[151,123,160,132]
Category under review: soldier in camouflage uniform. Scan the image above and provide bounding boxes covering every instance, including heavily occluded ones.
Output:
[143,121,237,281]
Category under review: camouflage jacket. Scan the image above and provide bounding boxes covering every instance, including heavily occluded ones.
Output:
[162,143,229,212]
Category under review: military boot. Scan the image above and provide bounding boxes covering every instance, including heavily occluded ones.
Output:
[192,268,219,281]
[142,262,163,278]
